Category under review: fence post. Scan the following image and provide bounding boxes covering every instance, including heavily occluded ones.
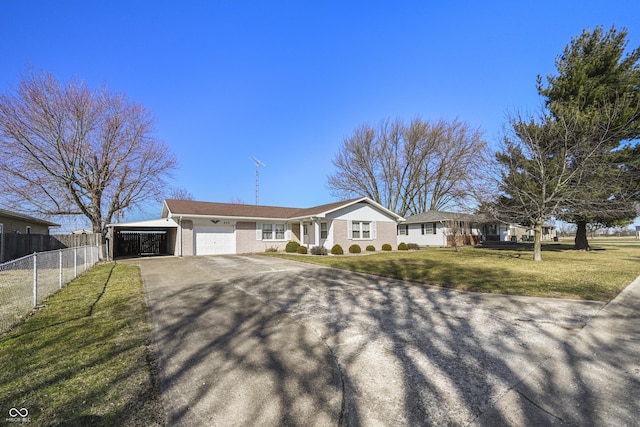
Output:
[84,246,87,272]
[74,247,78,278]
[33,253,38,307]
[59,249,63,289]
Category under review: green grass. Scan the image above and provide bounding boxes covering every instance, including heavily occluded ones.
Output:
[0,262,164,426]
[275,242,640,301]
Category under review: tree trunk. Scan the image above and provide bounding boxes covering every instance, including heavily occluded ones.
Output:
[574,220,591,251]
[533,221,543,262]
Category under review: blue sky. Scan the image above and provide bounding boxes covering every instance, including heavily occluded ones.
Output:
[2,1,639,227]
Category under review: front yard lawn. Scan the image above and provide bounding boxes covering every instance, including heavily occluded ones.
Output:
[276,243,640,301]
[0,262,164,426]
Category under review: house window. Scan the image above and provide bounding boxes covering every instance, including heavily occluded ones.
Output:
[421,223,436,235]
[352,222,360,239]
[262,223,286,240]
[351,221,372,239]
[398,225,408,235]
[26,226,31,234]
[262,224,273,240]
[320,222,328,239]
[362,222,370,238]
[262,224,287,240]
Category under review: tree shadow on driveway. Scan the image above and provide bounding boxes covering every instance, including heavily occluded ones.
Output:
[140,256,621,426]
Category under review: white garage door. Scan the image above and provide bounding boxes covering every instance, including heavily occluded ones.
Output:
[194,225,236,255]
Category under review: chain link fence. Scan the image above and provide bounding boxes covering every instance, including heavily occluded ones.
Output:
[0,245,101,334]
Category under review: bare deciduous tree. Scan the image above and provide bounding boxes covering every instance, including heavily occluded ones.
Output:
[0,71,177,235]
[328,117,488,216]
[168,187,195,200]
[442,213,482,251]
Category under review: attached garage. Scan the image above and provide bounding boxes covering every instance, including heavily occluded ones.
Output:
[194,225,236,255]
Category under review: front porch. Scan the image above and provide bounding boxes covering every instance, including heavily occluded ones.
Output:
[296,219,329,248]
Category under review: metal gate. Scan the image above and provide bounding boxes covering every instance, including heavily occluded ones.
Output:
[115,231,168,257]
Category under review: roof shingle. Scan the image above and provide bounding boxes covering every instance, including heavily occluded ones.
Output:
[403,211,485,224]
[163,198,365,220]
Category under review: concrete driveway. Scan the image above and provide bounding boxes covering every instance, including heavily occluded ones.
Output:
[136,255,635,426]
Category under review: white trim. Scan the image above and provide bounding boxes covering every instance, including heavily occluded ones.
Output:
[107,218,179,228]
[293,197,404,222]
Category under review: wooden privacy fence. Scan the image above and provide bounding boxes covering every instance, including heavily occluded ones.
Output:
[0,233,103,263]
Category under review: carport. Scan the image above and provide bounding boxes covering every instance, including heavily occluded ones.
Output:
[107,218,179,259]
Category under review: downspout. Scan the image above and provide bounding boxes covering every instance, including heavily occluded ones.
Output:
[178,216,183,257]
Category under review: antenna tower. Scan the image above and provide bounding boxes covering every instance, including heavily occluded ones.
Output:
[251,157,265,205]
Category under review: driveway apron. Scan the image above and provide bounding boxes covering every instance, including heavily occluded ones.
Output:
[139,256,343,426]
[138,255,621,426]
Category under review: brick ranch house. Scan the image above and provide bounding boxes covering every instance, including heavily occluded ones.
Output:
[108,197,404,258]
[397,210,557,247]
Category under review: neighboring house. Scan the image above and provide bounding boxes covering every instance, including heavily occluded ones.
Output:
[398,211,484,247]
[0,208,58,235]
[398,210,557,247]
[481,222,557,242]
[107,197,404,257]
[0,208,60,262]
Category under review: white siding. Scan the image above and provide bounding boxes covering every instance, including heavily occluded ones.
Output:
[326,202,397,222]
[398,223,447,247]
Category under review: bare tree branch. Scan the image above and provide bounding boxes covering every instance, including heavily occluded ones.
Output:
[0,70,177,234]
[328,117,488,216]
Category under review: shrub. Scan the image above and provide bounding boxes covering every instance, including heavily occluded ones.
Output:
[398,242,409,251]
[331,244,344,255]
[310,246,328,255]
[365,245,376,252]
[381,243,392,251]
[407,243,420,250]
[285,241,300,253]
[296,246,308,254]
[265,246,279,253]
[348,244,361,254]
